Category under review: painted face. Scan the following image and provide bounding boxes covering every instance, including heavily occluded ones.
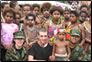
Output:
[26,16,35,26]
[71,35,80,43]
[71,1,78,10]
[80,13,87,21]
[64,11,70,19]
[15,14,21,24]
[4,12,14,23]
[70,14,77,23]
[43,8,50,18]
[52,10,61,21]
[14,38,24,47]
[58,32,65,40]
[33,7,39,16]
[23,6,31,15]
[38,32,48,45]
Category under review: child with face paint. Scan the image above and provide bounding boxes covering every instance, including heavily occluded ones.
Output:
[45,6,65,42]
[39,2,52,27]
[49,29,71,61]
[23,12,38,50]
[1,8,19,61]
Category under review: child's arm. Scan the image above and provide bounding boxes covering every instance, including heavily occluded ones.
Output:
[49,42,56,61]
[66,42,71,59]
[79,23,85,46]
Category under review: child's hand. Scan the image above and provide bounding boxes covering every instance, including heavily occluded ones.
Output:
[49,55,55,61]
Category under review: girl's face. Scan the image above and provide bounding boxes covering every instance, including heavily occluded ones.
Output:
[80,13,87,21]
[33,7,39,16]
[52,10,61,21]
[4,12,14,23]
[70,14,78,23]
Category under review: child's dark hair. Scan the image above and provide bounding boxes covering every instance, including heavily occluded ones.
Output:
[80,4,88,10]
[25,12,36,20]
[41,2,51,12]
[3,8,16,20]
[10,1,17,9]
[1,2,9,8]
[80,10,88,16]
[23,4,32,10]
[70,10,79,17]
[50,6,63,15]
[32,4,40,10]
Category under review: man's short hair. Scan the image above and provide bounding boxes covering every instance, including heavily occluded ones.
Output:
[38,27,48,35]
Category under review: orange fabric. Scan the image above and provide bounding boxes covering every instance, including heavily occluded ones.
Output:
[66,33,71,40]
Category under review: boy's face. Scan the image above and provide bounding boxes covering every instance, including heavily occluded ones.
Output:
[23,6,31,15]
[70,14,78,23]
[52,10,61,21]
[33,7,39,16]
[4,12,14,23]
[80,13,87,21]
[43,8,50,18]
[38,32,48,45]
[58,32,65,40]
[71,35,80,43]
[14,38,24,47]
[64,11,70,19]
[26,16,35,26]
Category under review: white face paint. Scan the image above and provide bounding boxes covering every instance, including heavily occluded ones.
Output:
[71,1,78,10]
[28,16,34,20]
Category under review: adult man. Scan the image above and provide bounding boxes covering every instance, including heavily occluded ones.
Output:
[28,28,53,61]
[5,31,28,61]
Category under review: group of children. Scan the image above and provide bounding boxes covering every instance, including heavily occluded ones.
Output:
[1,1,91,61]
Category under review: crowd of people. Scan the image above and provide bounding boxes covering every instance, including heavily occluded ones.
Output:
[1,1,91,61]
